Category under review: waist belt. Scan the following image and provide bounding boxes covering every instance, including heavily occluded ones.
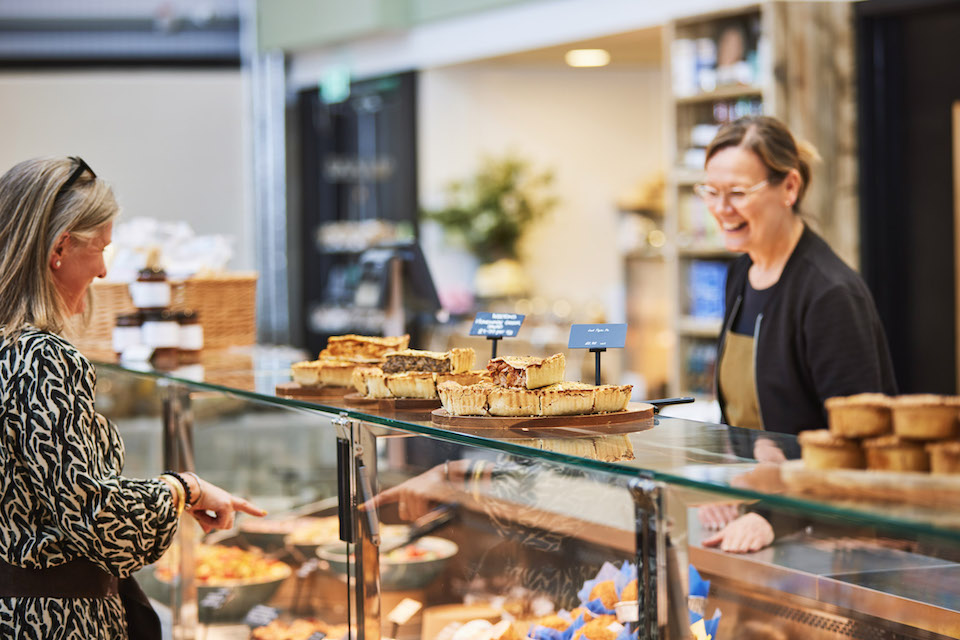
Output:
[0,558,119,598]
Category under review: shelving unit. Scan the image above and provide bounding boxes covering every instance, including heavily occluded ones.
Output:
[657,2,857,398]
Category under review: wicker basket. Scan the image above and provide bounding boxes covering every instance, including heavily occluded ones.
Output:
[65,273,257,356]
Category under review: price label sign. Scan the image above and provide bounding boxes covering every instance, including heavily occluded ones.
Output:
[568,323,628,349]
[469,312,525,338]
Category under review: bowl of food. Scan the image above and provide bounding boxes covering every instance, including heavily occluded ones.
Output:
[285,519,410,557]
[316,536,458,591]
[154,545,292,622]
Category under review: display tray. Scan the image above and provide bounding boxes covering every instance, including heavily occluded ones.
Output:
[275,382,351,400]
[343,392,441,412]
[780,459,960,509]
[430,402,655,429]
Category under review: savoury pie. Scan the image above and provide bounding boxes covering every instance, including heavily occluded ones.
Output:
[316,359,358,387]
[291,361,321,387]
[437,381,491,416]
[322,334,410,361]
[384,372,437,399]
[863,435,930,472]
[352,367,393,398]
[593,384,633,413]
[925,440,960,474]
[825,393,893,438]
[487,386,541,416]
[487,353,565,390]
[891,394,960,440]
[382,348,476,375]
[797,429,865,470]
[539,382,595,416]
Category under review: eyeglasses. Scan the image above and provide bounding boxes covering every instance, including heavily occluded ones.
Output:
[693,179,767,208]
[56,156,96,199]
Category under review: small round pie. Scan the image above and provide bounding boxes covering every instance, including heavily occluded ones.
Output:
[891,394,960,440]
[798,429,865,470]
[862,435,929,472]
[824,393,893,438]
[925,440,960,474]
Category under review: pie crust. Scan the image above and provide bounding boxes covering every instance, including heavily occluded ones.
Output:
[539,383,595,416]
[437,381,490,416]
[355,367,392,399]
[593,385,633,413]
[925,440,960,474]
[291,361,320,387]
[437,369,491,386]
[487,353,565,390]
[825,393,893,438]
[381,347,476,374]
[797,429,865,470]
[891,394,960,440]
[487,387,541,416]
[384,372,437,399]
[316,359,358,387]
[323,334,410,361]
[863,435,929,472]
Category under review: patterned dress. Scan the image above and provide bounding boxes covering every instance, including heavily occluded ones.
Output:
[0,328,179,639]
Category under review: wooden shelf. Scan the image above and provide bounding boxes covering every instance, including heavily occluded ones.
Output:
[624,248,666,261]
[674,84,764,105]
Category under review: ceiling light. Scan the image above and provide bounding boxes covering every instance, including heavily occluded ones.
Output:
[565,49,611,67]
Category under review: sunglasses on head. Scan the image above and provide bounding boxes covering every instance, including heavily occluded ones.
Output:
[57,156,96,198]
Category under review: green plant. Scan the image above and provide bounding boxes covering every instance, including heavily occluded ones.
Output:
[422,153,558,263]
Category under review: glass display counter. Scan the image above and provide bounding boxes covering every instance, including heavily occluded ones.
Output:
[94,350,960,640]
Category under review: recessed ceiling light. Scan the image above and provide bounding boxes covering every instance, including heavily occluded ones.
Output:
[565,49,611,67]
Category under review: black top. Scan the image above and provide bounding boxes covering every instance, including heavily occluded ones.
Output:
[716,225,898,435]
[732,280,778,336]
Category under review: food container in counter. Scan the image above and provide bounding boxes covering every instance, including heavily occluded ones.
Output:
[316,536,458,591]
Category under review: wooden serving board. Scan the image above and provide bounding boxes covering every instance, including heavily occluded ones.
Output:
[430,402,655,429]
[343,392,441,412]
[275,382,351,400]
[780,459,960,509]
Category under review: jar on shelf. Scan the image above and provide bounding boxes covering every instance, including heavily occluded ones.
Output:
[112,312,142,361]
[141,309,179,370]
[129,267,171,311]
[176,310,204,364]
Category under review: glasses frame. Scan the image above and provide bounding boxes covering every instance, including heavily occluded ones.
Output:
[693,179,768,208]
[57,156,96,199]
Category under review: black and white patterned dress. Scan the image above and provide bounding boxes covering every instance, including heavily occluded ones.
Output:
[0,328,179,639]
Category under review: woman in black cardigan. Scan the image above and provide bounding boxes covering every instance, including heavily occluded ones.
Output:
[693,116,897,552]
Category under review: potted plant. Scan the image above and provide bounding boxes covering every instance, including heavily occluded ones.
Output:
[422,153,558,298]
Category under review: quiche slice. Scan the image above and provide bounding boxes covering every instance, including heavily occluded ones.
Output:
[291,360,321,387]
[353,367,393,398]
[384,372,437,399]
[322,334,410,361]
[381,348,476,375]
[437,381,491,416]
[538,382,596,416]
[593,384,633,413]
[487,353,565,390]
[487,387,541,417]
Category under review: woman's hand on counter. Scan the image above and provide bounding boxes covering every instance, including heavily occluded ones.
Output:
[697,503,741,531]
[701,512,774,553]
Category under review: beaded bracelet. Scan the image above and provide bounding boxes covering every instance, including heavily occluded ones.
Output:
[159,475,185,516]
[162,470,194,508]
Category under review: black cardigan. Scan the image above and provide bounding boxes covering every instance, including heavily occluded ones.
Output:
[716,226,898,435]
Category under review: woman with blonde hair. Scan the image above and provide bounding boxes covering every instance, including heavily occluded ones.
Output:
[693,117,896,552]
[0,156,265,639]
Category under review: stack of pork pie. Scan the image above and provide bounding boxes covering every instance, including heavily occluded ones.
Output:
[290,334,410,388]
[351,347,490,399]
[438,353,634,417]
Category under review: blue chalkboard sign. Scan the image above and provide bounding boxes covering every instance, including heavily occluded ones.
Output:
[469,312,525,338]
[568,323,628,349]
